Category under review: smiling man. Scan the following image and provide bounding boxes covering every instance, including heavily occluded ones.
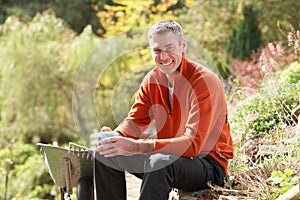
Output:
[93,20,234,200]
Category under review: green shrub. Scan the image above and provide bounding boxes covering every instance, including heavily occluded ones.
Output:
[0,140,57,199]
[230,62,300,140]
[268,169,299,199]
[0,11,100,199]
[0,10,101,143]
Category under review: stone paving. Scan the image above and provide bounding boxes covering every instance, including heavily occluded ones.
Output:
[126,172,142,200]
[126,172,180,200]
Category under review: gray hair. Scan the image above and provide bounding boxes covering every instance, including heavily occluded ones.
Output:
[148,20,183,44]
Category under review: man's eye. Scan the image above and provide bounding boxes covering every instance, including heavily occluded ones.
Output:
[166,47,175,52]
[153,49,161,53]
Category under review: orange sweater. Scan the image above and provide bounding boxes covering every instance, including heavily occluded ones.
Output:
[116,57,234,174]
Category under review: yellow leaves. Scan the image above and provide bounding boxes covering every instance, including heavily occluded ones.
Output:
[96,28,104,35]
[95,0,179,38]
[152,0,176,13]
[139,48,150,56]
[91,3,99,12]
[115,11,125,18]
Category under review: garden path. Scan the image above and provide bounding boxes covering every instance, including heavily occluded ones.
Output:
[126,172,142,200]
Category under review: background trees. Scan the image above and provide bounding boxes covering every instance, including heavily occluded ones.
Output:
[0,0,101,34]
[227,5,261,60]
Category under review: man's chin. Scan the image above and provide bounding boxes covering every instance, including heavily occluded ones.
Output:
[158,67,172,74]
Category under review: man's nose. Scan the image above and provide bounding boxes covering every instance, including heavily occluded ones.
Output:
[160,50,168,60]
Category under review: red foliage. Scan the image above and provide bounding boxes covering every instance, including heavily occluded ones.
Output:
[230,42,298,89]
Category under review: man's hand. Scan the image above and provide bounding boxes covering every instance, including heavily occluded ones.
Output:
[100,126,113,132]
[90,126,119,148]
[95,137,154,157]
[96,137,136,157]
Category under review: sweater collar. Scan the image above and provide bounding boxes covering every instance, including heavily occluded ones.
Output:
[178,56,187,75]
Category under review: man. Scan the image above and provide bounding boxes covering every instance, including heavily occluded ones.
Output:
[93,20,234,200]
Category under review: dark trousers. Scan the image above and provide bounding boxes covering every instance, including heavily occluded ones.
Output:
[93,153,225,200]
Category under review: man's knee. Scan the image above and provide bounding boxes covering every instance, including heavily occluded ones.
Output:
[145,153,179,172]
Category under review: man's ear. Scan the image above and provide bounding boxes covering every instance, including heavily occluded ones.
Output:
[182,38,187,56]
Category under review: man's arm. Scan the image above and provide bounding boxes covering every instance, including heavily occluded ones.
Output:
[96,137,154,157]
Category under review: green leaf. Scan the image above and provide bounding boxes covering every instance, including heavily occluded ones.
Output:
[283,169,294,177]
[271,170,283,178]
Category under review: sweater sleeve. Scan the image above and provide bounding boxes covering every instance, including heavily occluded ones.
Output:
[116,82,152,139]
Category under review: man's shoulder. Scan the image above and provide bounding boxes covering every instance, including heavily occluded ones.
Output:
[139,66,164,86]
[185,59,220,83]
[186,59,214,75]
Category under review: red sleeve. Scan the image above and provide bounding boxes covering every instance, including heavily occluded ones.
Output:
[116,83,152,139]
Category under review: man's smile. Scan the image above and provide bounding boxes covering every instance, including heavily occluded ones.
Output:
[160,60,174,66]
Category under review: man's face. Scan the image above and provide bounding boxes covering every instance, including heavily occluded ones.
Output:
[149,32,185,76]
